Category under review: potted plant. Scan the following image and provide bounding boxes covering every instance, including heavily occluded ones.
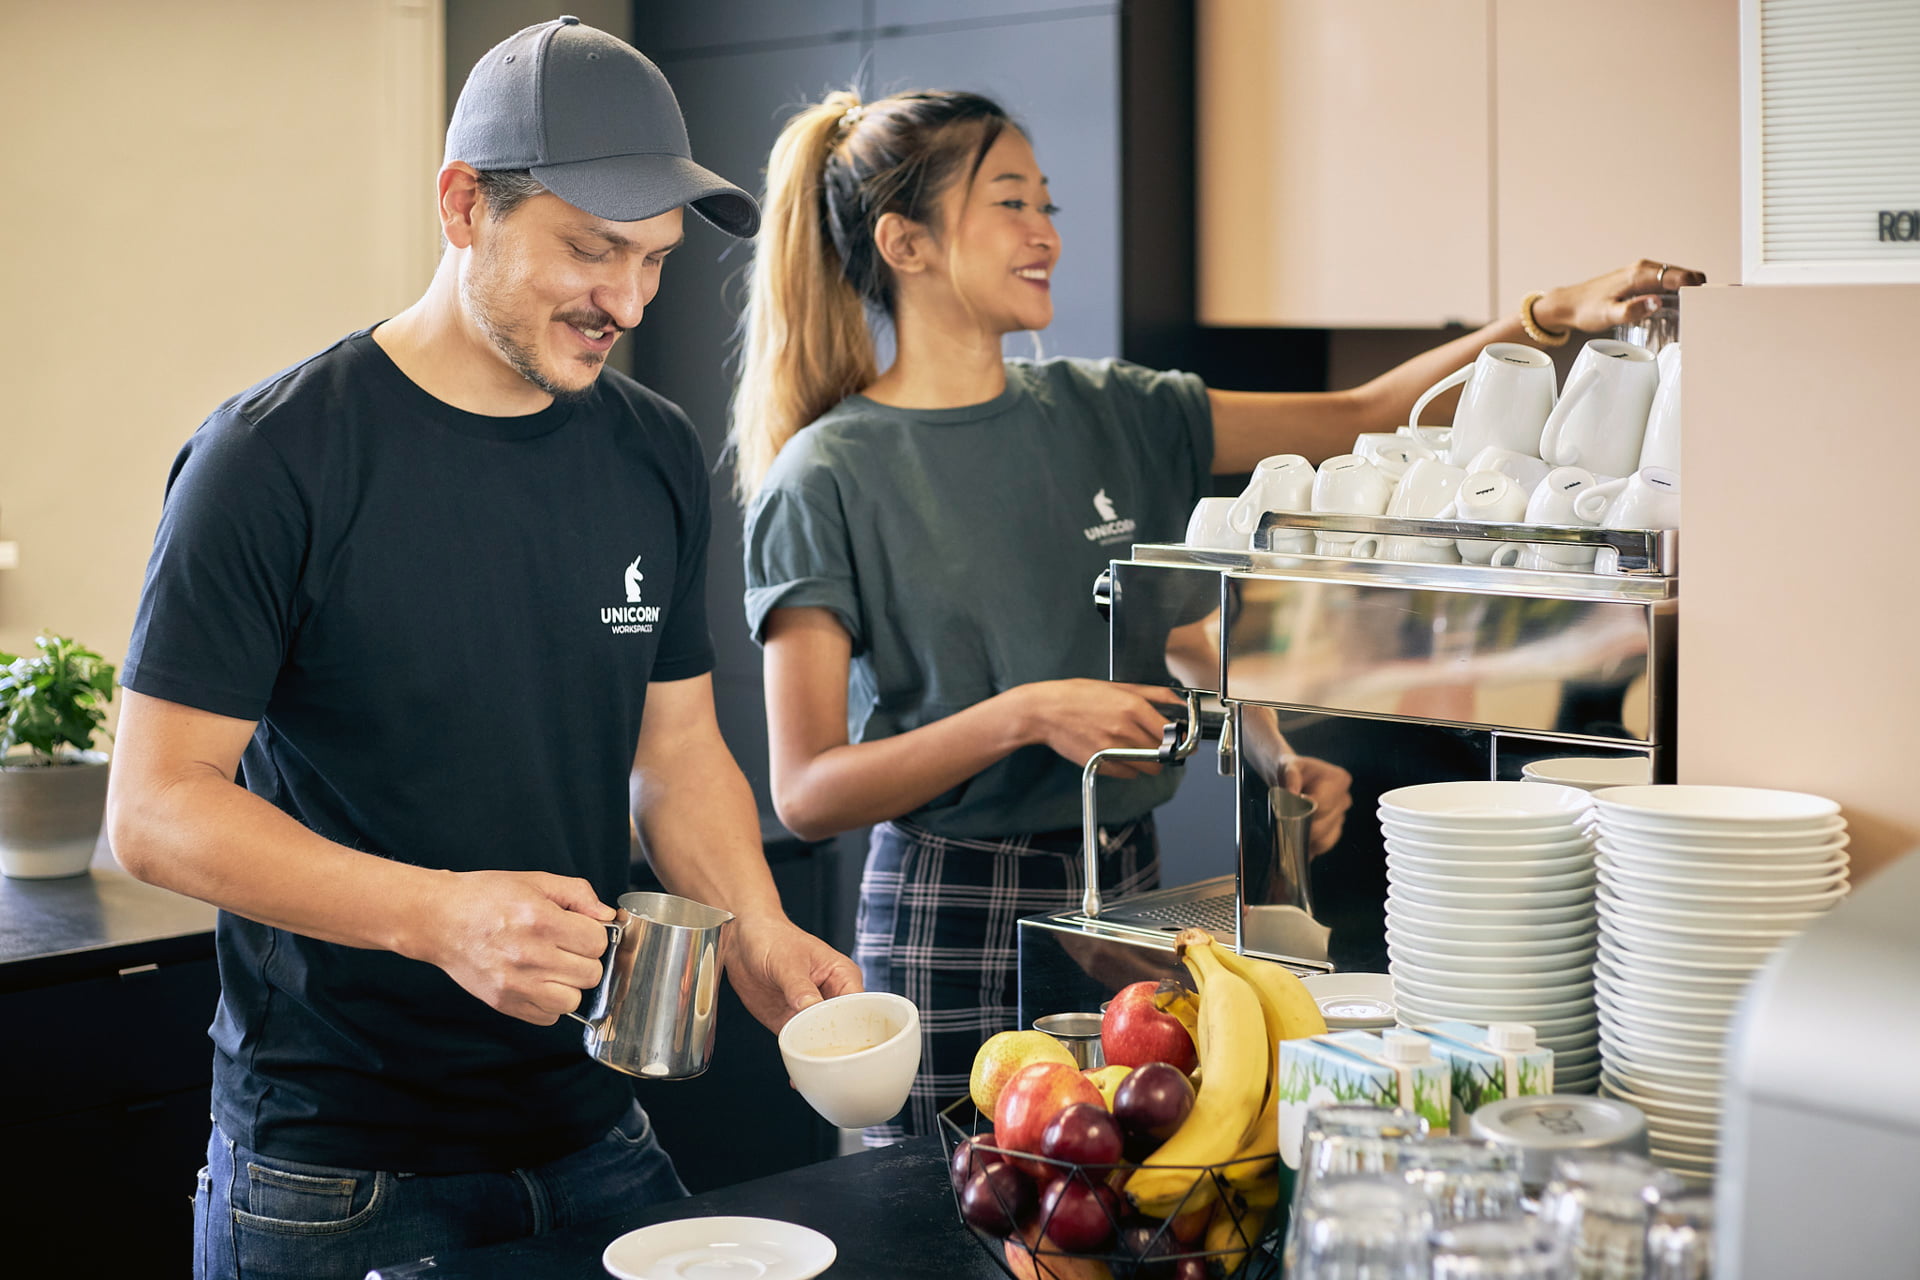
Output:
[0,633,116,879]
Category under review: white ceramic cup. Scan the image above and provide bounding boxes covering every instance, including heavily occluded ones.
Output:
[1446,470,1529,564]
[1407,342,1559,467]
[1378,457,1468,564]
[776,991,922,1130]
[1575,466,1681,530]
[1639,343,1682,473]
[1538,339,1659,479]
[1465,445,1551,496]
[1311,454,1393,557]
[1226,454,1316,551]
[1354,432,1437,482]
[1184,496,1242,550]
[1499,466,1600,570]
[1398,424,1454,452]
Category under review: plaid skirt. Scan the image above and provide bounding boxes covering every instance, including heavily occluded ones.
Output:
[853,816,1161,1146]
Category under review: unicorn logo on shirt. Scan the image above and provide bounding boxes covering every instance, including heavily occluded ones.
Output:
[603,554,663,634]
[1084,489,1136,545]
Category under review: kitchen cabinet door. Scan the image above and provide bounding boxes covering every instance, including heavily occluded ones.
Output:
[1197,0,1493,328]
[1492,0,1741,310]
[872,12,1123,360]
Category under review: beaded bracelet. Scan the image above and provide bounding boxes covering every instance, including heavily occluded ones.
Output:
[1519,291,1571,347]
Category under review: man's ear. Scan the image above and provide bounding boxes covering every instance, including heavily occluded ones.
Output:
[439,163,484,250]
[872,211,933,276]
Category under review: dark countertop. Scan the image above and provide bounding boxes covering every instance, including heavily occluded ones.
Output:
[367,1138,1008,1280]
[0,845,217,990]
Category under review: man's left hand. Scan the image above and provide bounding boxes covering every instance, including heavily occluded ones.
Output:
[723,912,864,1034]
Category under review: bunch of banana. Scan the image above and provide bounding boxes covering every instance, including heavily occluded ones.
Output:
[1124,930,1268,1217]
[1125,930,1329,1218]
[1212,943,1327,1191]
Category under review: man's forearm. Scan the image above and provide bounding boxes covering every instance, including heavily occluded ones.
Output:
[631,737,787,921]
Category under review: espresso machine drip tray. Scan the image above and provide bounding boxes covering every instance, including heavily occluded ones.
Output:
[1092,883,1239,937]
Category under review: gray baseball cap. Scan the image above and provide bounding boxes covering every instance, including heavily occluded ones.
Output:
[445,16,759,238]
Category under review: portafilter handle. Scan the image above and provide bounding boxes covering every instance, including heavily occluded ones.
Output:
[1080,688,1205,918]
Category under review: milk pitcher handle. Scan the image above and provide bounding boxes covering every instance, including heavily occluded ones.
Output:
[566,919,625,1027]
[1407,364,1471,433]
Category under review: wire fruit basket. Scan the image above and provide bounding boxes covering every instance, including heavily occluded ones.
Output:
[937,1099,1288,1279]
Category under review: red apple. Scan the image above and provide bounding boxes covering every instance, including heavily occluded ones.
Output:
[1100,982,1197,1073]
[995,1062,1106,1158]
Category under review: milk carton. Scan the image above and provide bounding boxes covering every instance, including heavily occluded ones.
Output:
[1276,1029,1452,1167]
[1400,1021,1555,1132]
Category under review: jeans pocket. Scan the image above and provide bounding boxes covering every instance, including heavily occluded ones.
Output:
[234,1158,386,1236]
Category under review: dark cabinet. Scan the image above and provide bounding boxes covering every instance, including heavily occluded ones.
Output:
[0,951,219,1276]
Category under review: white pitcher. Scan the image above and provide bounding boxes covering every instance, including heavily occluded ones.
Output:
[1407,342,1559,466]
[1638,342,1682,473]
[1538,339,1659,479]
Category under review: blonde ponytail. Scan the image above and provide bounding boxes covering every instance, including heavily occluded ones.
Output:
[728,93,878,506]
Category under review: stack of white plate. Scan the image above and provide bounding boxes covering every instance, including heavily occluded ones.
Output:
[1379,781,1600,1093]
[1590,784,1849,1186]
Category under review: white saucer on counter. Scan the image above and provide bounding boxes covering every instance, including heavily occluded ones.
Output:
[603,1216,835,1280]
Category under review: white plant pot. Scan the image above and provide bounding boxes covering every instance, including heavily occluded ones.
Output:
[0,750,109,878]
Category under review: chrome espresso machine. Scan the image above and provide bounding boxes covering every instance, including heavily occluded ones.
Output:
[1017,508,1678,1022]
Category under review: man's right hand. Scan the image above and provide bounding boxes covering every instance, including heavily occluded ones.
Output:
[1017,679,1179,779]
[419,870,617,1025]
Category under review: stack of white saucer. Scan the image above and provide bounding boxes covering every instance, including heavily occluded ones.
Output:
[1379,781,1600,1093]
[1590,784,1849,1186]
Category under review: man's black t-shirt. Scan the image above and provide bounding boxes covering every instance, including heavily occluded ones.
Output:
[122,328,715,1172]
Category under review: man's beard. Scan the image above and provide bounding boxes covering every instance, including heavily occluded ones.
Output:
[462,248,608,403]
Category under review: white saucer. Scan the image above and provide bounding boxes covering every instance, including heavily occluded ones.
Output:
[603,1216,836,1280]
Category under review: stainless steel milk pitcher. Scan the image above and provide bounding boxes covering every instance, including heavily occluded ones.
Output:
[568,890,734,1079]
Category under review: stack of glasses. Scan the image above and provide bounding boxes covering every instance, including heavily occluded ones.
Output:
[1286,1103,1713,1279]
[1590,784,1849,1186]
[1379,781,1601,1092]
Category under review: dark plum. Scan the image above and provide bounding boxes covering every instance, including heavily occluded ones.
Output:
[960,1159,1037,1237]
[1111,1062,1195,1158]
[1039,1176,1124,1253]
[1039,1102,1126,1166]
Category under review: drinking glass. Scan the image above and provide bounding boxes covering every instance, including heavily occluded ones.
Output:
[1400,1137,1527,1227]
[1536,1151,1683,1280]
[1291,1177,1434,1279]
[1614,294,1680,354]
[1643,1190,1714,1280]
[1287,1106,1429,1273]
[1431,1218,1573,1279]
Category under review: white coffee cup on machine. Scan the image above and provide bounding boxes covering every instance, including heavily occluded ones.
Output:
[1378,457,1467,564]
[1573,466,1681,530]
[1465,445,1551,497]
[1446,470,1529,564]
[1538,339,1658,480]
[1354,433,1437,482]
[1492,466,1602,571]
[1407,342,1559,467]
[1227,454,1316,551]
[1310,454,1393,557]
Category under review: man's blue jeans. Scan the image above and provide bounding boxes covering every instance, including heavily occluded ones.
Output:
[192,1101,687,1280]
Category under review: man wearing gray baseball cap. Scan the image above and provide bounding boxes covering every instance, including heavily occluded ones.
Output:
[110,18,860,1280]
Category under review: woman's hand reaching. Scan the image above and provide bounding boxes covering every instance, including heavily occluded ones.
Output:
[1534,259,1706,335]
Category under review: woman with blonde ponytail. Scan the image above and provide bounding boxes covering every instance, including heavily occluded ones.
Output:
[734,87,1701,1143]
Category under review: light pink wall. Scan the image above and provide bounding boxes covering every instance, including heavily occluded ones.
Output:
[1680,284,1920,883]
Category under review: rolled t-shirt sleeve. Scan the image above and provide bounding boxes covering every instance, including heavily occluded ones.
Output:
[742,483,863,651]
[122,412,309,721]
[1112,361,1214,511]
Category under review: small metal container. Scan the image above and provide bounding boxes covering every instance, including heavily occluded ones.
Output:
[1032,1011,1105,1068]
[568,890,734,1079]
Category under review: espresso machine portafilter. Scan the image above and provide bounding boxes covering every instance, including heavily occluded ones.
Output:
[1016,509,1678,1025]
